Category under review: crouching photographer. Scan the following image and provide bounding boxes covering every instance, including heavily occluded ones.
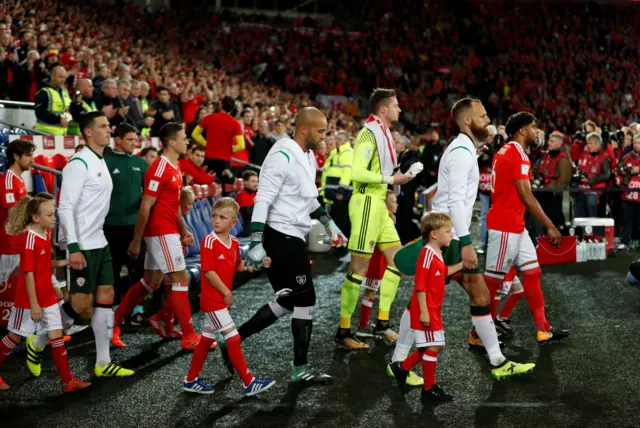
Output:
[573,132,611,218]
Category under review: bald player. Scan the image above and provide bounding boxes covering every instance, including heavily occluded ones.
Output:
[224,107,345,384]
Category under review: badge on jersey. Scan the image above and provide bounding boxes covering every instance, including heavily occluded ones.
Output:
[296,275,307,285]
[5,193,14,204]
[148,180,159,192]
[521,164,530,175]
[363,147,373,159]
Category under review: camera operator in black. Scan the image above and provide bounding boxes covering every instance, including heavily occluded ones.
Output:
[533,132,571,229]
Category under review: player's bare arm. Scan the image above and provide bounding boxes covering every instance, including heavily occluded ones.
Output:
[129,193,157,258]
[515,179,561,247]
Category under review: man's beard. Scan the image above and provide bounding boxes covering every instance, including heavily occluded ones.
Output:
[470,122,489,141]
[305,135,318,151]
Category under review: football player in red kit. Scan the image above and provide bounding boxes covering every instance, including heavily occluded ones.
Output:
[112,123,201,350]
[484,112,569,343]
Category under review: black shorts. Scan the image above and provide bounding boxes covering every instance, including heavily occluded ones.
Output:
[203,158,232,181]
[263,225,314,296]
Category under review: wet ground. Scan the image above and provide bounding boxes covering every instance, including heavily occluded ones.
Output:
[1,247,640,428]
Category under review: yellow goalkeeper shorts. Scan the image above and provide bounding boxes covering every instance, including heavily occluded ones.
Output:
[347,193,400,255]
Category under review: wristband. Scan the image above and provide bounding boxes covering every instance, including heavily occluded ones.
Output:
[459,235,473,246]
[382,175,394,185]
[250,221,265,232]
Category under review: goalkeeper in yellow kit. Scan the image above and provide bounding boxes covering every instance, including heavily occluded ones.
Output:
[335,88,421,349]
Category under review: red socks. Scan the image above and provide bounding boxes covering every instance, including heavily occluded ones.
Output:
[400,349,423,371]
[186,335,214,381]
[521,267,550,332]
[484,274,502,319]
[421,349,438,390]
[359,295,374,329]
[50,337,71,383]
[114,280,152,326]
[171,283,195,338]
[0,335,18,366]
[400,348,439,391]
[226,331,253,386]
[499,290,524,319]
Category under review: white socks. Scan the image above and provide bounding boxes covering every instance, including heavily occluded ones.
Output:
[32,334,48,350]
[472,314,505,366]
[391,309,413,363]
[92,307,114,368]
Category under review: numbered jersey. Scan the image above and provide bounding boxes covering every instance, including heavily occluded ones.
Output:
[620,152,640,202]
[486,142,531,234]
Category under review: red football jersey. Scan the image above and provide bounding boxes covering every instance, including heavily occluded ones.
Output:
[199,113,243,161]
[486,142,531,234]
[14,229,57,309]
[410,245,448,331]
[0,170,28,255]
[144,156,182,237]
[200,232,241,312]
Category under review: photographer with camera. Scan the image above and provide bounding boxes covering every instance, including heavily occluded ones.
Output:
[533,132,571,228]
[573,132,611,218]
[617,134,640,249]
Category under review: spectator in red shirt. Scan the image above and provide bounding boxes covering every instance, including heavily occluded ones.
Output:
[179,145,215,185]
[235,170,258,237]
[191,96,245,193]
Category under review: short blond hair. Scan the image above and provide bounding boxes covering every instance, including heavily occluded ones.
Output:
[181,186,195,204]
[213,197,239,217]
[420,211,453,242]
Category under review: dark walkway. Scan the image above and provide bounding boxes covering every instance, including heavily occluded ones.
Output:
[1,250,639,428]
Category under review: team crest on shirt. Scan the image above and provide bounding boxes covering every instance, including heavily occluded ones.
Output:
[369,241,375,250]
[5,193,14,204]
[0,281,8,294]
[296,275,307,285]
[77,277,86,287]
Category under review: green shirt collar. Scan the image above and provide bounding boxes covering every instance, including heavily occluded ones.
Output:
[86,144,104,160]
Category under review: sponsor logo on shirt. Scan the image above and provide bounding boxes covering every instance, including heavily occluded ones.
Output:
[113,168,120,174]
[296,275,307,285]
[5,193,14,204]
[132,167,140,172]
[218,254,225,260]
[40,250,45,255]
[435,271,441,277]
[521,164,530,175]
[148,180,159,191]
